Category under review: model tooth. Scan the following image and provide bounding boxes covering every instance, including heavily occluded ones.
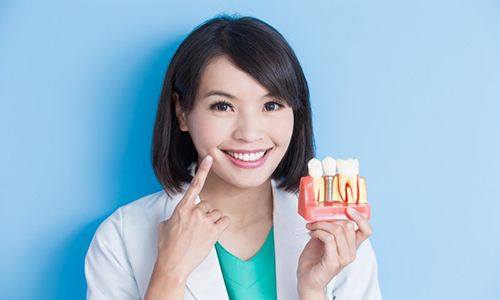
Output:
[336,159,358,203]
[308,158,325,205]
[337,158,357,177]
[321,156,337,176]
[353,158,359,174]
[307,158,323,178]
[336,159,344,174]
[358,176,367,204]
[322,156,340,203]
[336,159,347,201]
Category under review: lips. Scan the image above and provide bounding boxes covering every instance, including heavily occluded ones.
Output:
[221,147,273,169]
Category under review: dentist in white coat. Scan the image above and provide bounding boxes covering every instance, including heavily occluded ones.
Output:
[85,15,382,300]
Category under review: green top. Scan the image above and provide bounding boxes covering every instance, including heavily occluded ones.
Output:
[214,226,277,300]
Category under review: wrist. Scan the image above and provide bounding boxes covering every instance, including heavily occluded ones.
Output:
[298,284,327,300]
[145,265,187,300]
[153,257,189,281]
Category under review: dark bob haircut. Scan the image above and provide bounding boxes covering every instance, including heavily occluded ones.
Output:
[152,14,315,197]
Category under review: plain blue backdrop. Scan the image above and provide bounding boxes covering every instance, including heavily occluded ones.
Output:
[1,1,499,299]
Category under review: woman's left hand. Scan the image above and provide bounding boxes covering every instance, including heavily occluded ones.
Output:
[296,207,373,296]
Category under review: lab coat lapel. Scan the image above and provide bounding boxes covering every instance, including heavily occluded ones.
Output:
[273,179,308,299]
[185,243,229,299]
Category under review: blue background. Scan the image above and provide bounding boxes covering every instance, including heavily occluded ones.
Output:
[1,1,499,299]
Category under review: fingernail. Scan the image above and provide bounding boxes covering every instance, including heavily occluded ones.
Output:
[205,155,213,163]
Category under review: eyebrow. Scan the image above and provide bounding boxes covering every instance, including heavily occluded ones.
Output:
[203,90,272,99]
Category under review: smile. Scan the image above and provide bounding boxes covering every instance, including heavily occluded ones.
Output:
[221,148,273,169]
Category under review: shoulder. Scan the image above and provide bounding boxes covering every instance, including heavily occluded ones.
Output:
[92,188,184,243]
[85,190,183,299]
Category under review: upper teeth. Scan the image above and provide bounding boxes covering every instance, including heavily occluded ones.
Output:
[227,151,266,161]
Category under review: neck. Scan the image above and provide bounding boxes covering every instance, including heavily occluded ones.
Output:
[199,172,274,228]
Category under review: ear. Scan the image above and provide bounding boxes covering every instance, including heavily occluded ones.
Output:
[173,92,189,132]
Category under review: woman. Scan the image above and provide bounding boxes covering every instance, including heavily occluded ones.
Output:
[85,15,382,300]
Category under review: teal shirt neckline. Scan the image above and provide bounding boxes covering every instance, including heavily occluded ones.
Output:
[214,226,277,299]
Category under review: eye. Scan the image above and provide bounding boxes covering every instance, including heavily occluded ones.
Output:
[264,101,285,112]
[210,100,233,112]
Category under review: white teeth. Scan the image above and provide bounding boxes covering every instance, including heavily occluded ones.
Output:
[227,151,266,162]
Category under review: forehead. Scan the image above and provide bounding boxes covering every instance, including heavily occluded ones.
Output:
[197,55,270,99]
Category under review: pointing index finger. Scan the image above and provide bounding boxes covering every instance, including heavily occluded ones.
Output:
[180,155,213,207]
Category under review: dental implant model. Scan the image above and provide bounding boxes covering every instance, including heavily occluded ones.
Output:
[298,156,371,221]
[322,156,340,205]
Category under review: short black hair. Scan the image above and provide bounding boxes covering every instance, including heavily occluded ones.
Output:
[152,14,315,196]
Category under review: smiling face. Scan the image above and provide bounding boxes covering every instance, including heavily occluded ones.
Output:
[175,55,294,189]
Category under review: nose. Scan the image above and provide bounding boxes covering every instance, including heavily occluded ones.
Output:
[232,112,265,143]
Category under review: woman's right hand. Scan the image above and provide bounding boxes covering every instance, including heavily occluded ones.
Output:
[153,155,231,282]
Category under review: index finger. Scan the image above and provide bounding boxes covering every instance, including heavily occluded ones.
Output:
[178,155,213,207]
[345,207,373,248]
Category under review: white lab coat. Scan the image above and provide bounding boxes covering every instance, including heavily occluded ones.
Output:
[85,167,382,300]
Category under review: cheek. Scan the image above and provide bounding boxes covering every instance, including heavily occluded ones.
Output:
[270,110,294,145]
[187,111,231,151]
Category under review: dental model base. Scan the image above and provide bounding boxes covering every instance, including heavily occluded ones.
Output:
[298,157,371,221]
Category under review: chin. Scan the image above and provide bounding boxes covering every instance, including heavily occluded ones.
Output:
[221,175,271,190]
[211,163,275,189]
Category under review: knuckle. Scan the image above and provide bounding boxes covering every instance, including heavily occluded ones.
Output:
[191,177,199,188]
[211,210,222,219]
[341,255,351,266]
[330,260,340,270]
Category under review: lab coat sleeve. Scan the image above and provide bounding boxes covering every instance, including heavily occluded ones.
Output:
[85,208,140,300]
[331,238,382,300]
